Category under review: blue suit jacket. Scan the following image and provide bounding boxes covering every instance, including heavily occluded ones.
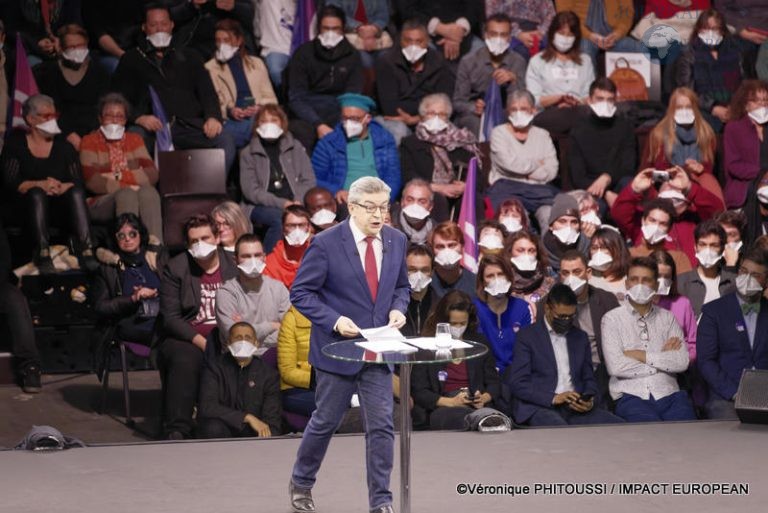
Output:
[290,219,410,375]
[697,293,768,401]
[506,318,598,424]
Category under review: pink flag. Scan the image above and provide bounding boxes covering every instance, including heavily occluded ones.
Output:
[12,35,39,128]
[457,157,479,273]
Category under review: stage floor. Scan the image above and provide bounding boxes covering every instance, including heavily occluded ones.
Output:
[1,420,765,513]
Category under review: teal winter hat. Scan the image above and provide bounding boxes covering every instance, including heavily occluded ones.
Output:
[337,93,377,112]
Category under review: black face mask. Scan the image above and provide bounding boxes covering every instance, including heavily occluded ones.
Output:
[550,316,573,335]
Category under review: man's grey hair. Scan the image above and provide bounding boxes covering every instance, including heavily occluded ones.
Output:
[22,94,55,119]
[348,177,392,204]
[506,89,535,110]
[418,93,453,118]
[403,178,434,203]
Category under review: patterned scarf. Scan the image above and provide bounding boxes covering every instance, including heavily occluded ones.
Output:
[398,209,434,245]
[511,266,545,294]
[415,123,481,185]
[670,125,701,167]
[104,132,132,185]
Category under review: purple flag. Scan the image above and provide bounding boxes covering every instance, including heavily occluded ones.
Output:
[479,79,505,142]
[12,35,40,128]
[148,85,174,157]
[290,0,317,55]
[457,157,479,273]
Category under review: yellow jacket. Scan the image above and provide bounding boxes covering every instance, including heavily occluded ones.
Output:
[204,54,278,120]
[277,306,312,391]
[555,0,635,40]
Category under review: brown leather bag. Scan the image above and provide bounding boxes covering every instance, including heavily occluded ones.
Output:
[609,58,649,101]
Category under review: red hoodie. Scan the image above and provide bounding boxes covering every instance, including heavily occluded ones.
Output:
[264,240,304,289]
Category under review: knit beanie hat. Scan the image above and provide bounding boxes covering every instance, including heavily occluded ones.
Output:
[548,193,580,226]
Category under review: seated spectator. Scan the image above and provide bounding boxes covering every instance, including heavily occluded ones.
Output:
[587,227,630,303]
[1,95,97,273]
[277,305,316,417]
[507,283,624,426]
[80,93,162,244]
[400,93,480,222]
[412,290,501,430]
[305,186,340,232]
[629,200,694,274]
[167,0,256,61]
[257,0,294,89]
[82,0,144,73]
[15,0,79,67]
[240,104,315,252]
[477,220,507,261]
[35,23,110,151]
[506,231,555,314]
[612,167,724,265]
[601,257,696,422]
[312,93,401,205]
[643,87,724,204]
[569,78,636,210]
[158,214,238,439]
[287,4,363,149]
[392,179,439,245]
[542,193,591,272]
[428,221,477,298]
[92,214,166,350]
[112,5,236,172]
[698,246,768,419]
[526,10,595,135]
[216,234,290,348]
[717,0,767,78]
[326,0,393,68]
[488,89,559,229]
[205,19,277,149]
[567,189,602,239]
[651,249,698,364]
[744,173,768,247]
[265,205,314,289]
[484,0,556,61]
[718,210,748,271]
[495,198,532,234]
[375,19,454,145]
[0,221,41,393]
[723,79,768,209]
[197,321,282,438]
[473,254,532,374]
[403,244,439,336]
[211,201,252,261]
[676,9,742,132]
[453,12,527,136]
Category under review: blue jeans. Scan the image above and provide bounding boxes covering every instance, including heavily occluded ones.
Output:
[291,365,394,510]
[527,405,625,426]
[250,205,283,253]
[615,391,697,422]
[264,52,290,90]
[282,388,317,417]
[223,117,254,149]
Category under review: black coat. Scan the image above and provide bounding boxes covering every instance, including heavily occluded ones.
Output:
[399,134,474,186]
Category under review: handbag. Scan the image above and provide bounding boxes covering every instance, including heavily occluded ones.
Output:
[609,58,649,101]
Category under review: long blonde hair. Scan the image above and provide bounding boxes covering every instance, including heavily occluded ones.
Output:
[647,87,715,165]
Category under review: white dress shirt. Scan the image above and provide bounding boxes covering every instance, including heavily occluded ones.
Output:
[545,319,574,394]
[349,218,382,280]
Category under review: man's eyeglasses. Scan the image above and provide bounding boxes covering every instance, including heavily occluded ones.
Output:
[116,230,139,241]
[637,317,649,343]
[352,202,390,214]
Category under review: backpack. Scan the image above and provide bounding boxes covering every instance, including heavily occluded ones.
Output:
[609,58,649,101]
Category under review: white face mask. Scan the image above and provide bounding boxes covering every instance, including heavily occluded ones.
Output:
[485,37,509,56]
[100,123,125,141]
[434,248,462,267]
[552,227,580,245]
[62,47,89,64]
[36,119,62,136]
[256,122,283,140]
[402,203,431,221]
[237,257,266,277]
[509,111,534,129]
[215,43,239,62]
[402,44,427,63]
[479,233,504,250]
[311,208,336,226]
[696,248,722,269]
[674,108,696,125]
[449,324,467,340]
[228,340,259,359]
[749,106,768,125]
[726,241,743,253]
[563,274,587,295]
[698,29,723,47]
[343,119,364,138]
[408,271,432,292]
[581,211,602,226]
[422,116,448,134]
[626,283,656,305]
[188,240,218,260]
[736,273,763,300]
[485,277,511,297]
[590,100,617,118]
[588,250,613,272]
[318,30,344,49]
[147,32,172,49]
[552,33,575,53]
[657,277,672,296]
[641,222,668,245]
[285,228,310,247]
[511,254,537,272]
[500,216,522,233]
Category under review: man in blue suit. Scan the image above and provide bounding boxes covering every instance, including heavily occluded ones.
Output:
[506,284,623,426]
[697,247,768,419]
[289,177,410,513]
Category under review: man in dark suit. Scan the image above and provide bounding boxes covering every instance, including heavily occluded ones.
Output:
[289,177,410,513]
[507,284,623,426]
[697,247,768,419]
[157,214,238,439]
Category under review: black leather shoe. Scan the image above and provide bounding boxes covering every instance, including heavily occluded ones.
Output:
[289,480,316,512]
[370,505,394,513]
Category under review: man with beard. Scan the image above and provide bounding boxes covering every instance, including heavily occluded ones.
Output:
[391,179,436,245]
[542,193,591,272]
[305,186,340,232]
